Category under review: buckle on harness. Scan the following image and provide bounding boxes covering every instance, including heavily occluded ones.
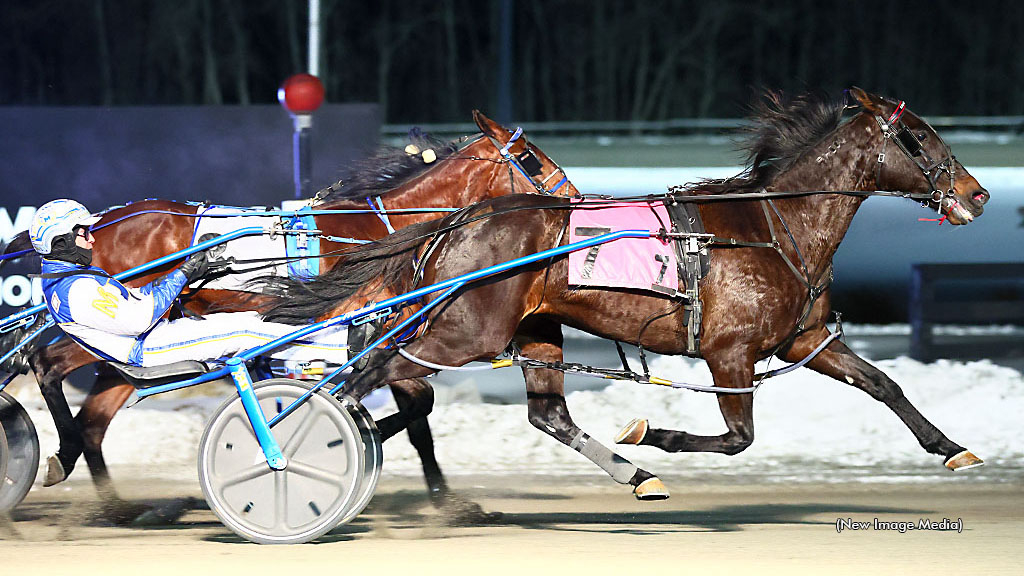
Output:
[352,307,392,326]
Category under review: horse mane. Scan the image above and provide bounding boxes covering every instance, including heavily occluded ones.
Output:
[0,231,34,272]
[259,217,444,324]
[685,90,847,195]
[317,129,466,203]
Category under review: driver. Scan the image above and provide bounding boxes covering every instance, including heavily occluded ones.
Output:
[29,199,351,367]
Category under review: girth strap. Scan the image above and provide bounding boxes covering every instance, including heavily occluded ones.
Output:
[663,198,711,356]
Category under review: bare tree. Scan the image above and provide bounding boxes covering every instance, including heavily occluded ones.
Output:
[93,0,113,105]
[223,0,250,105]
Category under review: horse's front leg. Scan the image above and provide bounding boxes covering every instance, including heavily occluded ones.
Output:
[781,327,982,470]
[617,349,757,456]
[519,318,667,500]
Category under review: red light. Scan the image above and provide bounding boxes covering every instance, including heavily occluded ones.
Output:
[278,74,325,114]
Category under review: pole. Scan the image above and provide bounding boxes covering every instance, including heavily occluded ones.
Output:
[294,115,312,199]
[295,0,322,199]
[308,0,320,76]
[496,0,513,125]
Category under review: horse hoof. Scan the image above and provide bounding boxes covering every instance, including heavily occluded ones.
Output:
[945,450,985,471]
[42,455,67,487]
[633,477,669,501]
[615,418,649,445]
[130,497,198,527]
[439,498,503,525]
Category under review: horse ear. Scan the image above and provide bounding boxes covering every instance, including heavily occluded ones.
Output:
[848,86,883,115]
[473,109,504,137]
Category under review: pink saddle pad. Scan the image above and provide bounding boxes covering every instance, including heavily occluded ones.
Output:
[568,200,678,295]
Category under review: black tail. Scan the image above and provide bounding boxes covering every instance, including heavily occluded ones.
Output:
[260,218,446,324]
[0,231,34,273]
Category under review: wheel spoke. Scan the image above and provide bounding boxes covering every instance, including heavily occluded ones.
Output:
[281,405,320,458]
[287,460,345,485]
[217,463,273,489]
[274,468,287,530]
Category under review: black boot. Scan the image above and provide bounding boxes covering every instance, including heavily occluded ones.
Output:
[346,320,379,371]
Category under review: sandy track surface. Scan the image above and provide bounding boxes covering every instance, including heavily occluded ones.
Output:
[1,472,1020,575]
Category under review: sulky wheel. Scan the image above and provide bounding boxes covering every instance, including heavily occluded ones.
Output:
[198,379,376,544]
[0,391,40,512]
[336,394,382,526]
[0,419,7,505]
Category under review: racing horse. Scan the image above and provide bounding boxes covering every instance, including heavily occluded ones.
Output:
[0,110,578,520]
[265,88,989,498]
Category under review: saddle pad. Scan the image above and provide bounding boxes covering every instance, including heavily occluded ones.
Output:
[192,207,287,291]
[568,200,679,295]
[284,207,320,279]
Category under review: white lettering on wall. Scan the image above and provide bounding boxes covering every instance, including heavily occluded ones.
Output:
[1,206,36,242]
[0,276,44,307]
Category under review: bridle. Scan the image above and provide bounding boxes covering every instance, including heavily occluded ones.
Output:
[873,100,959,212]
[485,127,572,195]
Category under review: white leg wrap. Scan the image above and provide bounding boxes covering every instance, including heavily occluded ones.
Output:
[570,431,637,484]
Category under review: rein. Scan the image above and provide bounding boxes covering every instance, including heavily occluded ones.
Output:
[89,206,462,233]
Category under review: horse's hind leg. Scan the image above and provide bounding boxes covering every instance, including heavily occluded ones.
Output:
[75,365,151,518]
[519,318,667,500]
[79,365,198,525]
[29,340,90,486]
[619,349,757,456]
[387,378,497,521]
[378,379,434,441]
[781,327,981,470]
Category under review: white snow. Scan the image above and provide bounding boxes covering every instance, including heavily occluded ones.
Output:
[10,351,1023,485]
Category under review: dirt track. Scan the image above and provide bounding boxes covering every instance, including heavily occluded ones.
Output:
[1,471,1020,575]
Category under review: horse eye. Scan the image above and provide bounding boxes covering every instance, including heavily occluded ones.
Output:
[916,131,927,142]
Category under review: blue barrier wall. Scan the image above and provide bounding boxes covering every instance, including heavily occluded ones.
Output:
[0,104,379,315]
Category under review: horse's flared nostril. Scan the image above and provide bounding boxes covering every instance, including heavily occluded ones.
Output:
[972,188,990,205]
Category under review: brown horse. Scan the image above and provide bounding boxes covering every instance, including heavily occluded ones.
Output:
[1,110,578,519]
[267,88,989,499]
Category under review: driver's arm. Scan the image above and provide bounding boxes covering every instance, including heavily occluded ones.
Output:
[65,270,188,336]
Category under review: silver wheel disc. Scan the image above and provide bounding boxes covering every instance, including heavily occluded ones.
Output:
[198,380,366,544]
[0,420,9,503]
[336,394,382,526]
[0,391,40,512]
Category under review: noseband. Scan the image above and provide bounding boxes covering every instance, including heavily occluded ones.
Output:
[874,100,958,210]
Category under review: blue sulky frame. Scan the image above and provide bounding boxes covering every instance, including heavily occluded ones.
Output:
[0,227,268,391]
[1,226,651,471]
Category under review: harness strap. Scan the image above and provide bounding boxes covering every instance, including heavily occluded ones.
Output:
[760,200,812,289]
[368,196,397,234]
[499,127,523,155]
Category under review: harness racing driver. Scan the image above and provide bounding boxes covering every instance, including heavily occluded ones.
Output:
[29,199,351,368]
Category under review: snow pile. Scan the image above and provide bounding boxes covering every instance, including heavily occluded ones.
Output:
[15,355,1024,484]
[382,355,1024,483]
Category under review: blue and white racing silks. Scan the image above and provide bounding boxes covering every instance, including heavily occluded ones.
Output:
[40,259,189,364]
[41,259,350,368]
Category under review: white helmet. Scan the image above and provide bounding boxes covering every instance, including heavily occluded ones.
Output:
[29,199,102,255]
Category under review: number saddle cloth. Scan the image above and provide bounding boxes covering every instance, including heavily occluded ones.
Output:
[567,198,710,355]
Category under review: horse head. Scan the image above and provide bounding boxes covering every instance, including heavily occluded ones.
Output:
[849,87,989,225]
[472,110,580,197]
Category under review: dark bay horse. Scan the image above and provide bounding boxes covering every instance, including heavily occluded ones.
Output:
[267,88,989,499]
[0,110,578,519]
